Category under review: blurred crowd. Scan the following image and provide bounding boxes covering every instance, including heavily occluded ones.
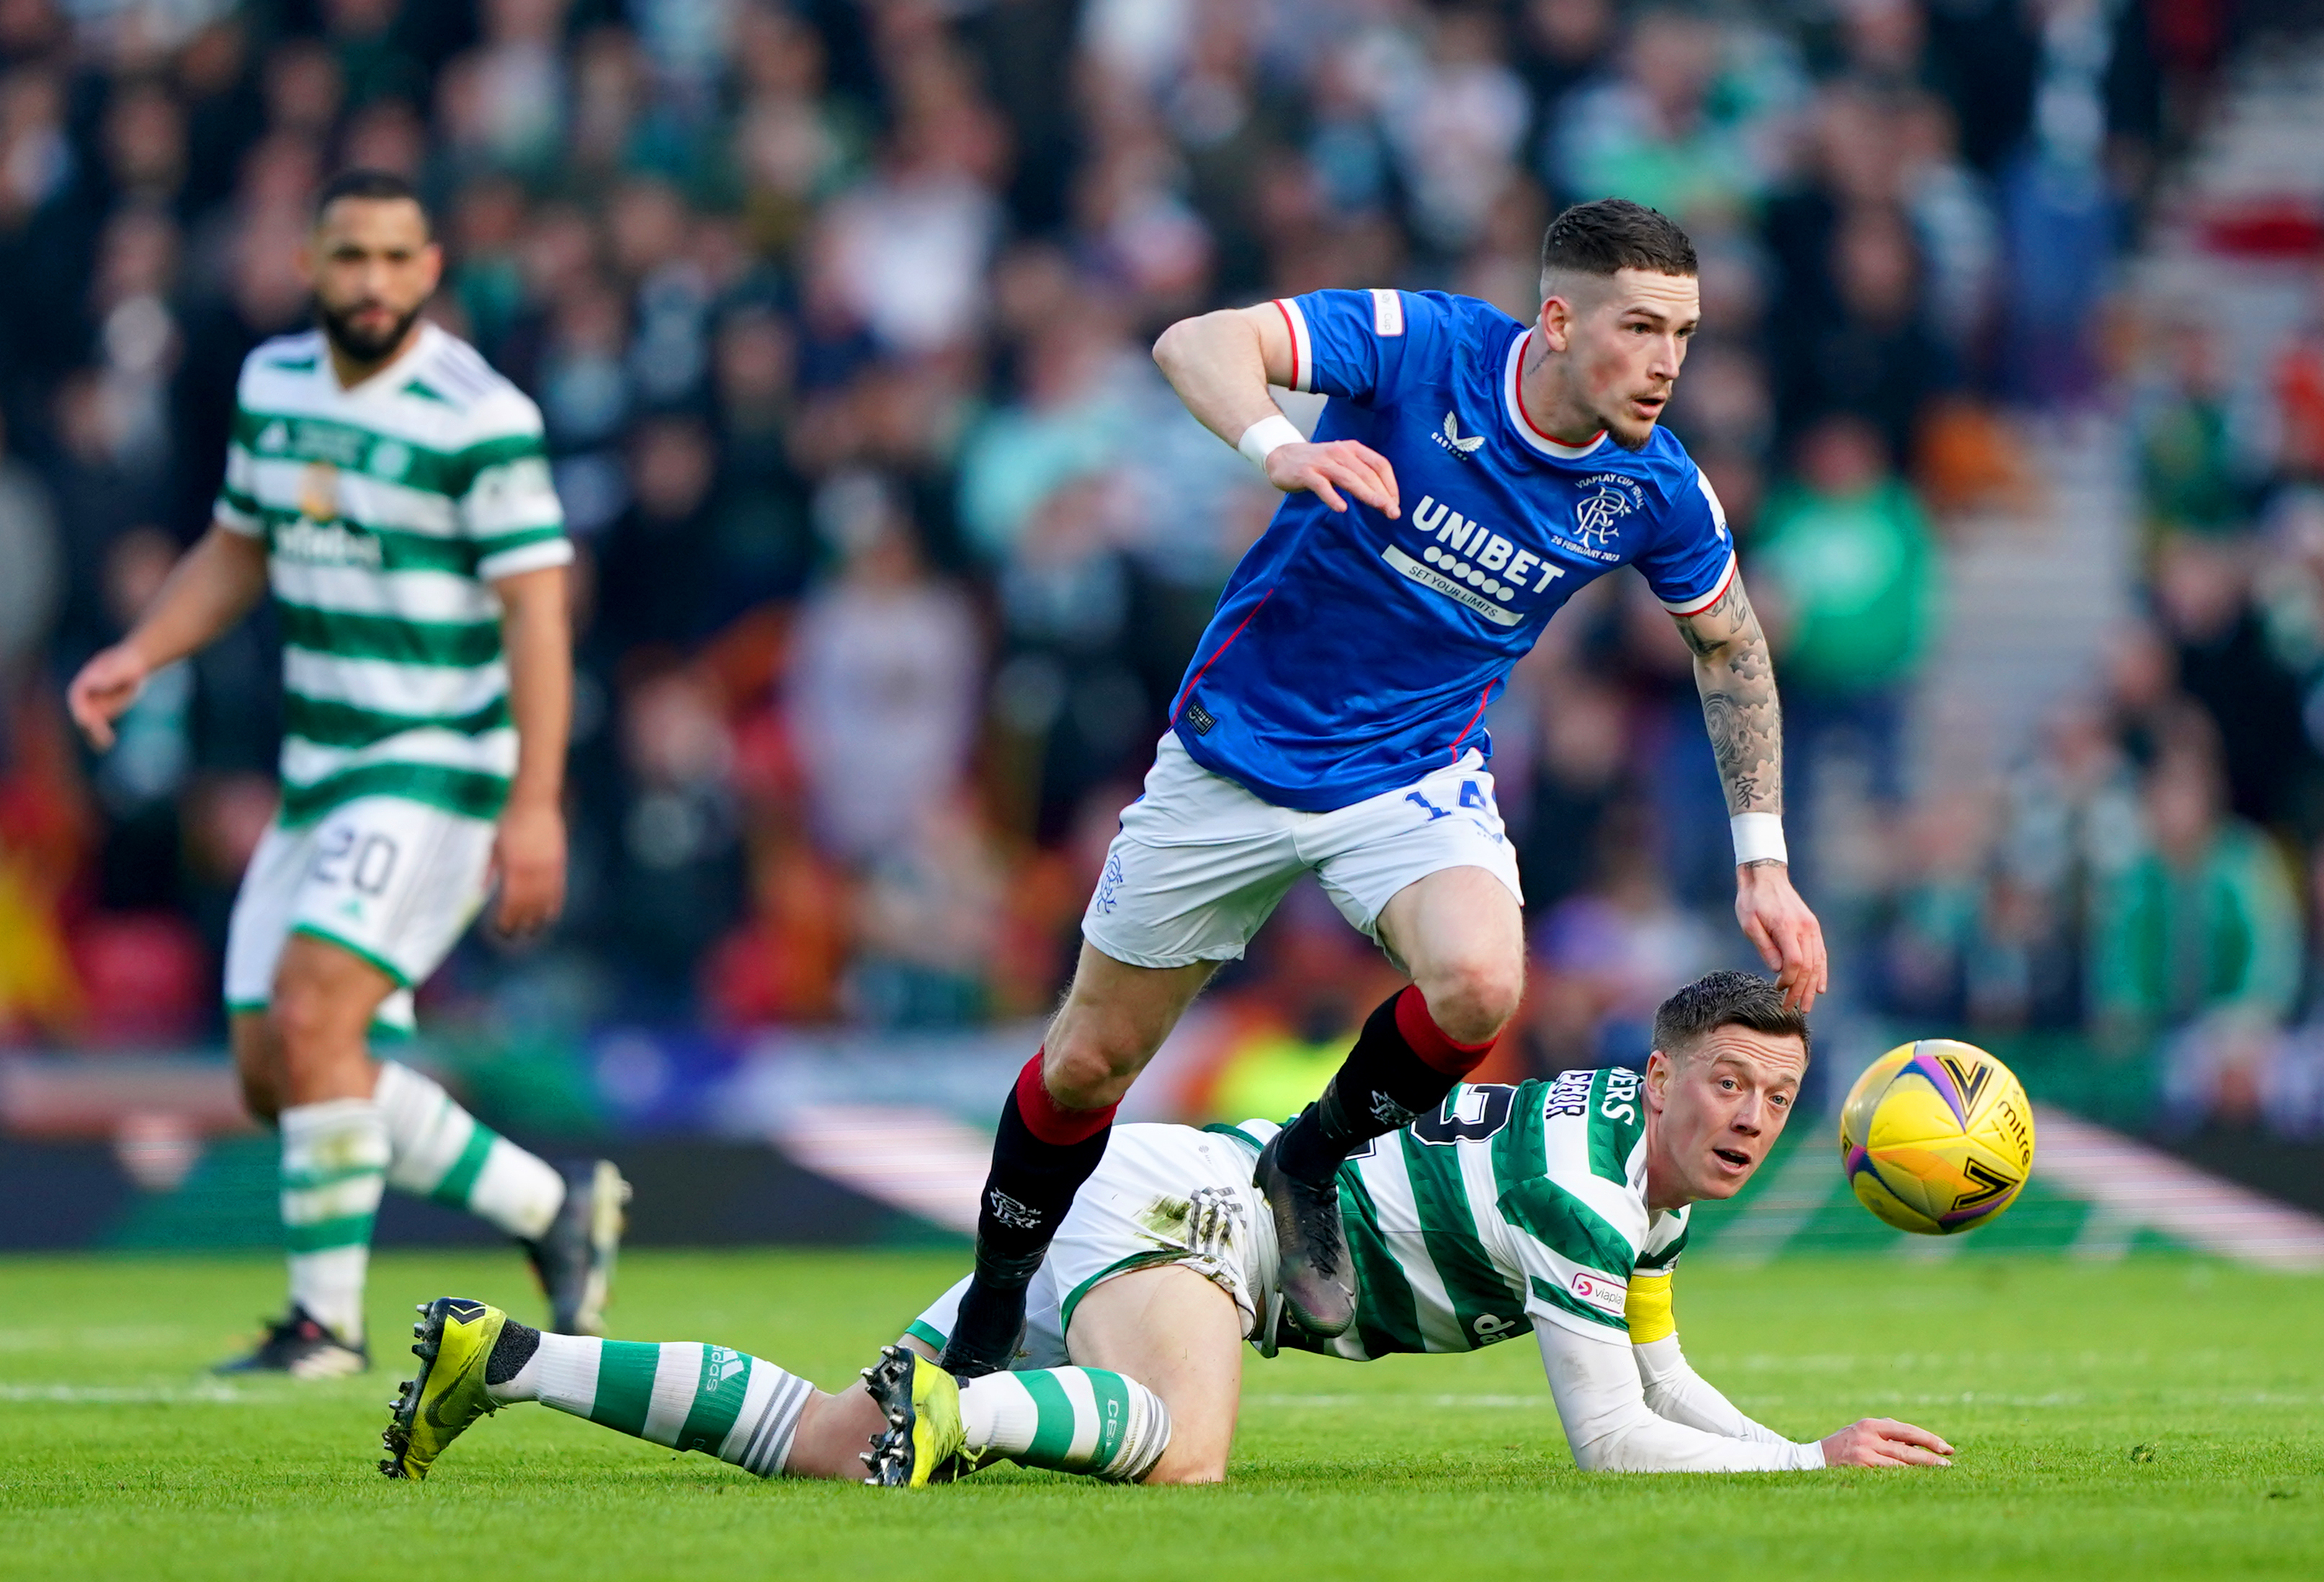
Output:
[1855,292,2324,1143]
[0,0,2303,1138]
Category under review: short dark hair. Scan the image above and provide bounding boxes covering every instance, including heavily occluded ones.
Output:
[1539,197,1697,283]
[1652,970,1810,1063]
[315,169,429,231]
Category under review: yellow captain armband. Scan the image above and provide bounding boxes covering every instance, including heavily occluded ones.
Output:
[1624,1270,1675,1344]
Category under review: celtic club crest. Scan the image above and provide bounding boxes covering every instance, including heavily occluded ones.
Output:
[299,460,340,525]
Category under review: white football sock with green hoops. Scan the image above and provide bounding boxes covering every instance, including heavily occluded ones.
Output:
[957,1367,1172,1482]
[279,1098,390,1342]
[494,1334,814,1476]
[372,1060,565,1240]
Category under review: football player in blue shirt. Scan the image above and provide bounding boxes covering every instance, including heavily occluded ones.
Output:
[940,198,1828,1378]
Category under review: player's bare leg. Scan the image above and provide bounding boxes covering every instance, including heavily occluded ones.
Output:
[764,1339,926,1478]
[274,931,623,1336]
[1065,1264,1243,1483]
[273,933,393,1105]
[227,936,620,1376]
[942,945,1216,1378]
[1261,864,1524,1336]
[1377,866,1528,1045]
[216,936,395,1375]
[1041,947,1221,1110]
[230,1010,284,1125]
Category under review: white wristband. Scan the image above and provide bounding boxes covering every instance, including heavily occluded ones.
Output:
[1236,413,1305,470]
[1730,813,1787,866]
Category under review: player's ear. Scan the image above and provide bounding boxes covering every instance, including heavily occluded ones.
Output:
[1643,1049,1673,1110]
[1538,292,1575,353]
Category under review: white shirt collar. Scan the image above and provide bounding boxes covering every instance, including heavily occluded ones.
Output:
[323,320,439,400]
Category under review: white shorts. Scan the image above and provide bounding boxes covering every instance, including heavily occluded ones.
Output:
[223,795,496,1034]
[907,1123,1277,1367]
[1081,736,1524,972]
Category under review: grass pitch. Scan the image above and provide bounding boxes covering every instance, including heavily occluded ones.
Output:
[1,1249,2318,1581]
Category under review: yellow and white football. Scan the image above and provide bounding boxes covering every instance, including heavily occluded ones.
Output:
[1838,1040,2036,1235]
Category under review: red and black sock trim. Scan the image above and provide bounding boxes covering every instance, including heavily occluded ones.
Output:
[1274,986,1496,1186]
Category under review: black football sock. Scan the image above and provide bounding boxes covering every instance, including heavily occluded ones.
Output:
[1274,987,1496,1186]
[945,1055,1117,1371]
[968,1079,1113,1286]
[486,1316,542,1386]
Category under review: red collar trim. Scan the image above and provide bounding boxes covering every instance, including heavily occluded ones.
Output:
[1506,331,1608,459]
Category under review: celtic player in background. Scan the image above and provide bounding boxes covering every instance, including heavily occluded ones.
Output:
[67,170,625,1377]
[381,973,1949,1485]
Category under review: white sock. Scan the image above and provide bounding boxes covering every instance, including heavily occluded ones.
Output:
[497,1332,815,1475]
[373,1060,565,1240]
[279,1098,390,1343]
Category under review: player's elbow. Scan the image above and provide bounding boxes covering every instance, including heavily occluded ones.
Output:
[1567,1424,1691,1475]
[1150,315,1205,375]
[1151,310,1243,379]
[1565,1428,1635,1474]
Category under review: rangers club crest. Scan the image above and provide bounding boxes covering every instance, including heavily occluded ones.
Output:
[1568,473,1644,559]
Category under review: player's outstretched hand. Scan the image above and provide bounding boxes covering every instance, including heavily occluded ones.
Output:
[1734,860,1828,1014]
[1264,439,1400,518]
[1820,1418,1954,1467]
[491,797,568,937]
[66,644,151,751]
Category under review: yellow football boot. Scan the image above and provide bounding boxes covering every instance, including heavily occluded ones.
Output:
[860,1344,970,1487]
[380,1297,507,1480]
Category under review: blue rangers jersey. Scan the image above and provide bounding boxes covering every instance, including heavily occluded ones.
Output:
[1169,288,1734,811]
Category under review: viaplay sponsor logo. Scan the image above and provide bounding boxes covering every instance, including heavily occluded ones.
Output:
[1568,1269,1629,1317]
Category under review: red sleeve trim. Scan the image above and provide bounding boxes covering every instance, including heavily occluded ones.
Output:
[1272,300,1302,393]
[1658,552,1738,619]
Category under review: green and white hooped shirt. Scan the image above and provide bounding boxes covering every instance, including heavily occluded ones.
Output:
[213,325,570,828]
[1229,1067,1690,1360]
[1226,1071,1825,1471]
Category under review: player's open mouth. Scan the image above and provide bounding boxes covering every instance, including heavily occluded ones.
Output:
[1712,1146,1751,1170]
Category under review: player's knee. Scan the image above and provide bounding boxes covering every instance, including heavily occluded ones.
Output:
[1042,997,1165,1107]
[267,972,359,1063]
[1418,956,1524,1047]
[1041,1032,1142,1110]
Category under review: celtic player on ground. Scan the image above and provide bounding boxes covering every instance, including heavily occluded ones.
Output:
[68,170,625,1377]
[382,973,1950,1485]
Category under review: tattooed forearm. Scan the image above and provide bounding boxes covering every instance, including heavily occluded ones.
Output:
[1675,579,1782,816]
